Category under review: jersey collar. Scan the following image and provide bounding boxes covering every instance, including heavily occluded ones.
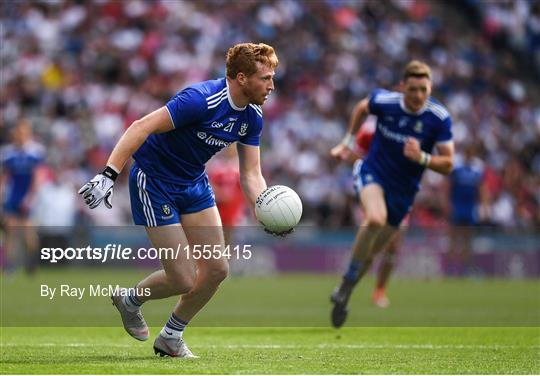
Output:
[226,80,247,111]
[399,96,428,116]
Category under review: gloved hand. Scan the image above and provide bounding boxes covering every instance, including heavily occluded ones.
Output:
[262,225,295,238]
[78,166,118,209]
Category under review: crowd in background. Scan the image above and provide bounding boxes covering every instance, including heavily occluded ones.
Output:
[1,0,538,229]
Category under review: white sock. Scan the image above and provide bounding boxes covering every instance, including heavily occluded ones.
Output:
[161,327,184,338]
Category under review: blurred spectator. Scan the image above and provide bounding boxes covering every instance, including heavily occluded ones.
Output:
[31,164,77,267]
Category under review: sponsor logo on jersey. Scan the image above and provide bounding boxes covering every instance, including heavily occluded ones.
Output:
[211,121,224,128]
[377,123,408,143]
[197,131,232,148]
[398,117,408,128]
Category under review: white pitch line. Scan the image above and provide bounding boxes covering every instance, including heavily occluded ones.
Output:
[2,343,538,350]
[210,344,540,350]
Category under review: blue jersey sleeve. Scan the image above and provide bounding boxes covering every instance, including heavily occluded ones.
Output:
[239,113,263,146]
[367,88,389,116]
[436,116,453,144]
[166,88,207,129]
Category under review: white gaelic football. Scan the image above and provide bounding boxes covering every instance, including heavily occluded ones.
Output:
[255,185,303,233]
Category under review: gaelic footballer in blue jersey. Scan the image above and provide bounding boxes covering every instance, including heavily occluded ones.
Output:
[78,43,279,358]
[0,119,44,274]
[448,145,488,274]
[329,60,455,328]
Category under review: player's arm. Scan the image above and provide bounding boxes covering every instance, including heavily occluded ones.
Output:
[79,107,173,209]
[236,143,267,209]
[478,172,492,221]
[330,98,370,161]
[404,138,454,175]
[107,107,173,172]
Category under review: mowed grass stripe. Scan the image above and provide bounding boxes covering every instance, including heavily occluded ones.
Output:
[1,327,538,374]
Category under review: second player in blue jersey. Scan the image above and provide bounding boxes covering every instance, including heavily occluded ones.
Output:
[330,60,455,328]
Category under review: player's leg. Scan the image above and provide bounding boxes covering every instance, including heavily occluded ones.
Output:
[459,224,473,275]
[447,223,461,276]
[136,225,196,299]
[154,206,227,358]
[112,225,197,342]
[21,217,39,274]
[111,224,196,343]
[351,225,398,284]
[2,214,17,273]
[112,165,193,342]
[172,206,227,321]
[372,230,402,308]
[1,211,36,274]
[331,184,398,327]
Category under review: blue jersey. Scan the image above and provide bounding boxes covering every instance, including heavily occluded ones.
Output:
[133,78,263,185]
[365,88,452,196]
[1,141,44,210]
[450,158,484,224]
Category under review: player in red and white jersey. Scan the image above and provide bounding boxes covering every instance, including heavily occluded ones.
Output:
[206,146,245,245]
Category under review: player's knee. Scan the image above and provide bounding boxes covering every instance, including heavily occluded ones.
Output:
[167,274,195,295]
[205,263,229,285]
[366,213,386,228]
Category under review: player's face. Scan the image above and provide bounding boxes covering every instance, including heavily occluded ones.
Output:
[243,62,275,105]
[402,77,431,112]
[13,121,32,146]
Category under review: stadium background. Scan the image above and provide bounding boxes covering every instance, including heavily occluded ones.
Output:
[1,0,539,374]
[2,0,539,230]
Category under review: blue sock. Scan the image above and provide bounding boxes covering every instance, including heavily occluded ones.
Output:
[123,288,144,312]
[343,259,364,283]
[164,313,188,337]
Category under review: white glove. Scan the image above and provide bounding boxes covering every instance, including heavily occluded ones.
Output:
[263,226,294,238]
[78,169,116,209]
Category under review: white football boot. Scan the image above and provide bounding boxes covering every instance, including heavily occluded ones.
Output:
[111,294,149,341]
[153,330,198,359]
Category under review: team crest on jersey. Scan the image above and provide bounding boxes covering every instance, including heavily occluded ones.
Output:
[162,204,171,216]
[414,121,423,133]
[238,123,248,136]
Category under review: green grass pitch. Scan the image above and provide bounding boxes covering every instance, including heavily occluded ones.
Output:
[1,269,539,374]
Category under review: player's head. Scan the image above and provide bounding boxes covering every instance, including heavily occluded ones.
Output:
[463,143,477,162]
[401,60,432,112]
[226,43,278,105]
[12,119,32,146]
